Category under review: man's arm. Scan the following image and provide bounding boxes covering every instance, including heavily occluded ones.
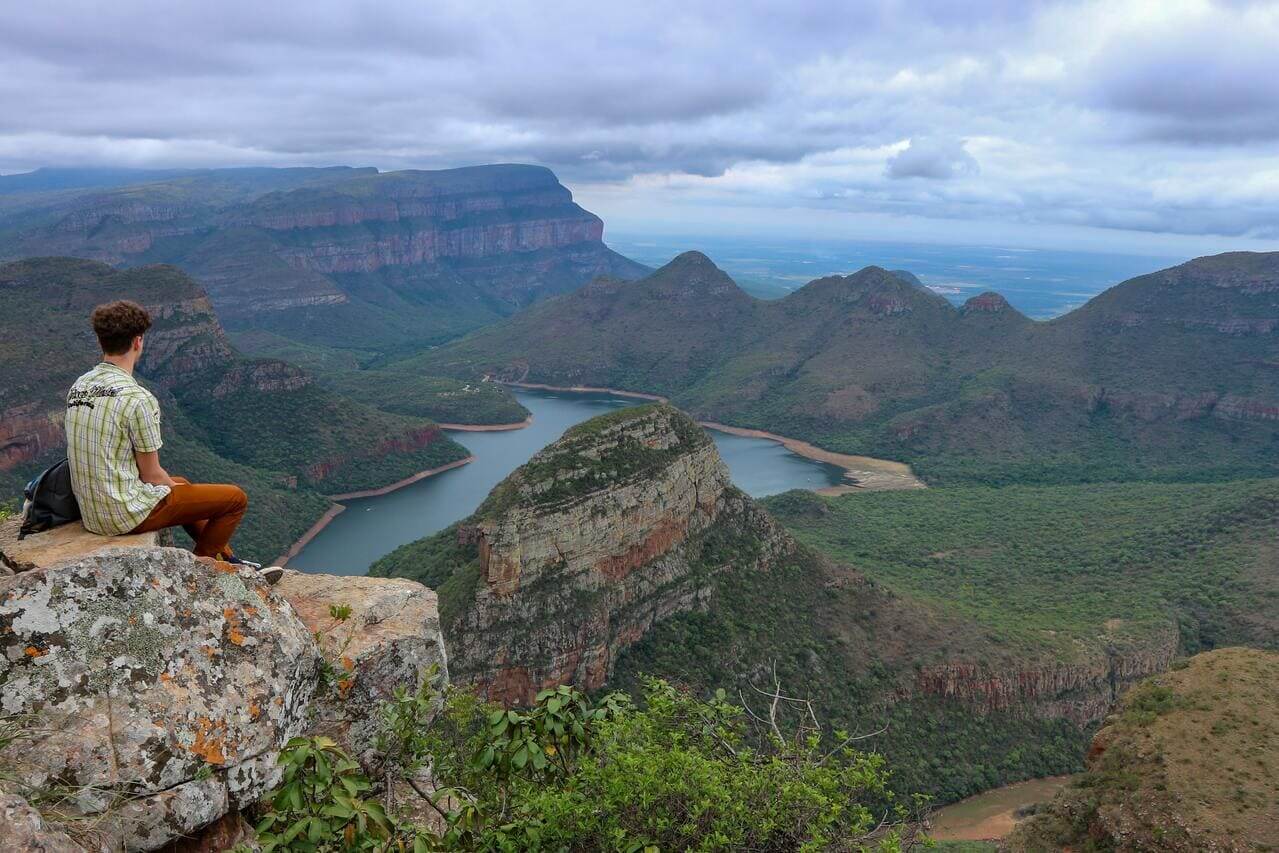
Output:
[127,394,175,487]
[135,450,178,488]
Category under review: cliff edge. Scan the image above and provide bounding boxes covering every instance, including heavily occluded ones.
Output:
[0,530,447,850]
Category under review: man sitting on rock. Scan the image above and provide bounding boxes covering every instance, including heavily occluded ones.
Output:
[65,300,283,583]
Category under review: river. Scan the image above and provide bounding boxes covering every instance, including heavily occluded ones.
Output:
[288,389,845,574]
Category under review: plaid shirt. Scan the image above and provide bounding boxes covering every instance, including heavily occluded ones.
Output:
[65,362,170,535]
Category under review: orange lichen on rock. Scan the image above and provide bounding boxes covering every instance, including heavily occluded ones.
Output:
[223,607,246,645]
[188,717,229,765]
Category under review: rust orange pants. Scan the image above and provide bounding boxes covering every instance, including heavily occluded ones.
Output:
[130,476,247,558]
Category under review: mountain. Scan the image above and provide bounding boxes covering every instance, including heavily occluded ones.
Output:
[374,403,801,704]
[0,166,201,194]
[408,250,1279,485]
[0,164,649,352]
[0,257,470,558]
[1009,647,1279,851]
[368,405,1277,803]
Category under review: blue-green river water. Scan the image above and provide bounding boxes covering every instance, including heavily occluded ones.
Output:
[289,389,842,574]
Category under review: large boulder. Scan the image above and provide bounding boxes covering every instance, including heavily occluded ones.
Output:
[275,571,449,761]
[0,547,321,850]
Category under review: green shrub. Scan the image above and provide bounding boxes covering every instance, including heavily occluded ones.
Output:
[250,678,928,852]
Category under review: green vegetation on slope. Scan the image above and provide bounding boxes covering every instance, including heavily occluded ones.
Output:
[606,524,1091,805]
[764,482,1279,660]
[1009,648,1279,851]
[230,328,532,426]
[321,371,528,425]
[251,679,925,852]
[475,404,709,517]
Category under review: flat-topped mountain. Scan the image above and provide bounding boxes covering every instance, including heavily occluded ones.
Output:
[0,256,469,558]
[0,164,649,351]
[410,250,1279,484]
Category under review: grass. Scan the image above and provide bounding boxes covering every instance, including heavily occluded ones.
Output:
[1009,647,1279,850]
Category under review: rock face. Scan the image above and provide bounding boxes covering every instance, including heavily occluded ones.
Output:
[0,165,649,342]
[913,627,1180,724]
[0,789,94,853]
[275,571,448,759]
[377,405,795,705]
[0,547,321,850]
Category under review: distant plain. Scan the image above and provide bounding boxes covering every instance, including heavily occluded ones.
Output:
[609,233,1183,318]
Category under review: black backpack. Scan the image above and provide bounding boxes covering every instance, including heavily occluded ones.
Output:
[19,459,81,539]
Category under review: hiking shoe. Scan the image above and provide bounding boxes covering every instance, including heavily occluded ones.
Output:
[258,566,286,585]
[221,554,285,585]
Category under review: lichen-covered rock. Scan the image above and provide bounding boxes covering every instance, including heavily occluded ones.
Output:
[0,547,321,850]
[0,789,96,852]
[276,571,448,758]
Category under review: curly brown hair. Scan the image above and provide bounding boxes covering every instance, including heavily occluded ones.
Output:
[91,300,152,355]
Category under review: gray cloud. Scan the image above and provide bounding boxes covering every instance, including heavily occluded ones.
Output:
[1083,9,1279,144]
[0,0,1277,245]
[886,138,980,179]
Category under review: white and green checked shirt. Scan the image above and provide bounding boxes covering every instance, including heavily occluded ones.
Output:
[65,363,171,535]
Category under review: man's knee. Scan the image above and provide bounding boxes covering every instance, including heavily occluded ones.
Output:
[231,485,248,512]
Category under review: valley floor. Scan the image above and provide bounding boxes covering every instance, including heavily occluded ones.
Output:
[929,774,1076,842]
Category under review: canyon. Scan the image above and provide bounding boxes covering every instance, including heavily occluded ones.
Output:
[369,403,1245,804]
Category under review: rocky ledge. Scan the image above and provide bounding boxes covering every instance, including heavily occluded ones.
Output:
[0,519,161,574]
[0,530,447,851]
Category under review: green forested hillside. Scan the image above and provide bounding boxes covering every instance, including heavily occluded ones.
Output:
[409,251,1279,485]
[609,478,1279,802]
[766,481,1279,658]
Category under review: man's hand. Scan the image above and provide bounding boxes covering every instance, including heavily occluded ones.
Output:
[135,450,178,487]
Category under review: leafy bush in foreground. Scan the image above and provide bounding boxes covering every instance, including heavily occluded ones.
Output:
[249,677,927,852]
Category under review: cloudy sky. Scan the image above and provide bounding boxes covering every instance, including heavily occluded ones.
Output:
[3,0,1278,254]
